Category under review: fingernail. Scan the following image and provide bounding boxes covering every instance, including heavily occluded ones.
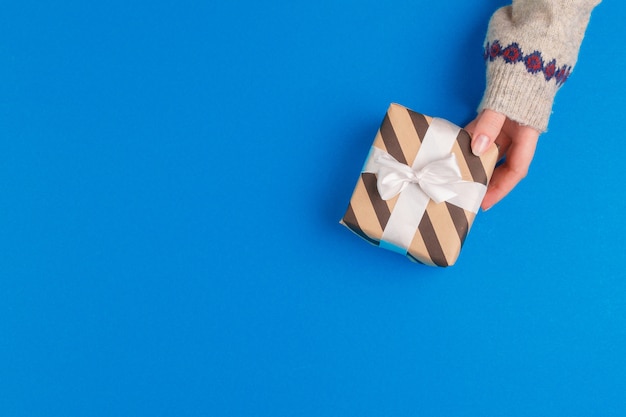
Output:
[471,134,489,156]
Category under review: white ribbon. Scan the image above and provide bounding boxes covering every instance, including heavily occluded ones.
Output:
[374,151,463,203]
[362,117,487,254]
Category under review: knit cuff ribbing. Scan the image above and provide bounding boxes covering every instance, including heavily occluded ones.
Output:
[479,58,558,132]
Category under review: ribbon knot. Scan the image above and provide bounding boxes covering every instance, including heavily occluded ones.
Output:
[375,152,463,203]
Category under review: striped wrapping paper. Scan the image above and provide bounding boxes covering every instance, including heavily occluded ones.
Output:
[341,103,499,267]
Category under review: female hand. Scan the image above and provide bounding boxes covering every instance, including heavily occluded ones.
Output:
[465,109,540,211]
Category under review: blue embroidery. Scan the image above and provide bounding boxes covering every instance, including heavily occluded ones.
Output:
[484,40,572,86]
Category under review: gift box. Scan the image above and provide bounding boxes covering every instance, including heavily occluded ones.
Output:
[340,103,498,267]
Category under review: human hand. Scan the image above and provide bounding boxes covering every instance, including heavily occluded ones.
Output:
[465,109,540,211]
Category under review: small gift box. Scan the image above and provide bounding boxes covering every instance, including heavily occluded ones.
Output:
[341,103,498,267]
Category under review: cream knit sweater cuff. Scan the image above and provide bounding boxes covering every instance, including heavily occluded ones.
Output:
[478,0,600,132]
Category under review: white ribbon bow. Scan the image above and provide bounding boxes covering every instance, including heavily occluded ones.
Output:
[375,152,463,203]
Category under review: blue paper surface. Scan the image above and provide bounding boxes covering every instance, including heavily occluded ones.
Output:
[1,0,624,416]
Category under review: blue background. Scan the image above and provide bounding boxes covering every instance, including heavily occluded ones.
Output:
[1,0,624,416]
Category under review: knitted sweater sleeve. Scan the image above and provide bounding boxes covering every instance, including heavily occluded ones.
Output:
[479,0,600,132]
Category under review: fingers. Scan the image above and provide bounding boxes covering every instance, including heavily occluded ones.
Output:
[495,133,511,161]
[467,110,541,210]
[481,126,539,210]
[468,109,506,156]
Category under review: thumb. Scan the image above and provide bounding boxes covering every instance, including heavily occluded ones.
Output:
[469,109,506,156]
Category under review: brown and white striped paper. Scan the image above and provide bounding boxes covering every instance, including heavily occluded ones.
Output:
[340,103,498,267]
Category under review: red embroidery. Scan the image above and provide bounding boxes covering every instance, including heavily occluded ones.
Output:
[484,41,571,86]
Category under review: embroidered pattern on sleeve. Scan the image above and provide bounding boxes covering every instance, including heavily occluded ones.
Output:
[483,40,572,86]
